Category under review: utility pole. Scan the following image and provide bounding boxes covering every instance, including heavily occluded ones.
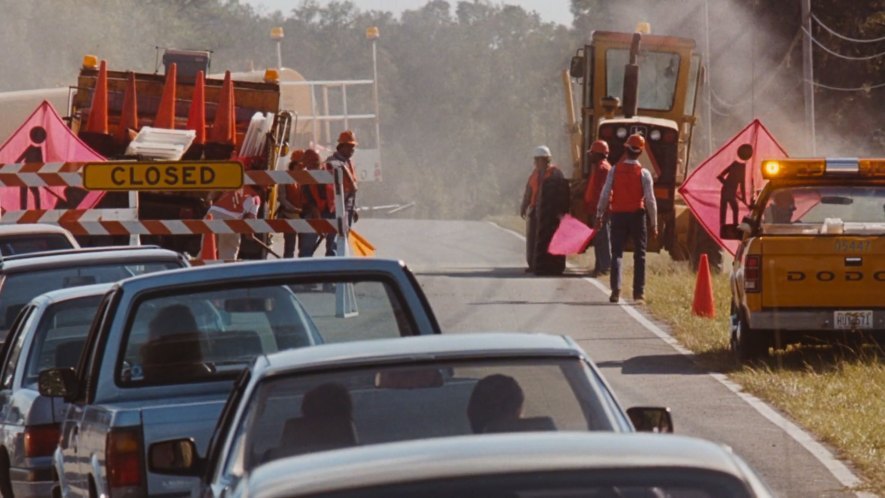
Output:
[703,0,713,157]
[801,0,816,154]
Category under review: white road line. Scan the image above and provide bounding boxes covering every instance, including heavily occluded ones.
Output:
[487,221,871,497]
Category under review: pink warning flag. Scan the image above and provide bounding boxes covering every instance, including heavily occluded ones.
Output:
[677,119,789,255]
[548,214,597,256]
[0,101,106,212]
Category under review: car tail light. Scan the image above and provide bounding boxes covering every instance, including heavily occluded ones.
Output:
[24,424,61,457]
[106,428,146,497]
[745,255,761,292]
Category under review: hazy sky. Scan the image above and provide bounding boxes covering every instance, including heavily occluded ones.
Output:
[243,0,573,26]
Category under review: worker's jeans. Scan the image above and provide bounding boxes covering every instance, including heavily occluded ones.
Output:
[298,214,336,257]
[609,210,647,297]
[593,215,611,274]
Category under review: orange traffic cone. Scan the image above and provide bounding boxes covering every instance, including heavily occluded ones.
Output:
[154,62,177,129]
[186,70,206,145]
[210,70,235,144]
[200,213,218,260]
[115,72,139,143]
[691,253,715,318]
[85,60,109,134]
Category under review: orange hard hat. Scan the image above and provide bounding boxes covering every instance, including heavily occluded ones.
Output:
[589,140,610,155]
[625,133,645,152]
[338,130,358,146]
[290,148,305,162]
[302,148,321,165]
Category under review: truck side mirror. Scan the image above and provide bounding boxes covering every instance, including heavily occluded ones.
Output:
[569,55,585,79]
[627,406,673,433]
[38,368,79,402]
[149,438,204,476]
[720,224,744,240]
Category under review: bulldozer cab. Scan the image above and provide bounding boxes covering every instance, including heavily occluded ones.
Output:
[566,29,704,256]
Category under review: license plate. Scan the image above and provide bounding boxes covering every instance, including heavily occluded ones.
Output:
[834,310,873,330]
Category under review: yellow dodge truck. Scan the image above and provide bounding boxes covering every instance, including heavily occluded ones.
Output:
[724,157,885,361]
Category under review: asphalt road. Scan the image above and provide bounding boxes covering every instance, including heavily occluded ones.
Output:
[337,218,861,498]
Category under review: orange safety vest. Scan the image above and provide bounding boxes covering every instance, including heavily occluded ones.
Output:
[610,160,645,213]
[583,159,611,211]
[284,184,303,210]
[526,165,560,208]
[307,183,336,214]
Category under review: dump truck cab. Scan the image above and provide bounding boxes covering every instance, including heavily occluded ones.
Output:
[567,28,706,259]
[68,51,291,258]
[725,158,885,361]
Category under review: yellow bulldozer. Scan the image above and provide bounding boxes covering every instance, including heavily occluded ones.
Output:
[564,25,721,268]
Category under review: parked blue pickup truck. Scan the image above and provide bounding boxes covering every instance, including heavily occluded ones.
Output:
[38,258,441,498]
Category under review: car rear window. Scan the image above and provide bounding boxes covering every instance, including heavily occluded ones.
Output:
[225,358,617,476]
[0,234,75,256]
[23,295,104,385]
[0,261,180,335]
[117,278,419,386]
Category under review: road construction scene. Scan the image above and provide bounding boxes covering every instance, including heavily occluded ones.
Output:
[0,0,882,497]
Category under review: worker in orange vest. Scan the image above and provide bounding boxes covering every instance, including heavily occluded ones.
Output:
[326,130,359,227]
[520,145,565,273]
[207,184,261,260]
[279,149,305,258]
[583,140,612,278]
[298,149,336,257]
[595,134,658,304]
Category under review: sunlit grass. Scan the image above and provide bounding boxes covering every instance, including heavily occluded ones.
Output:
[487,214,884,494]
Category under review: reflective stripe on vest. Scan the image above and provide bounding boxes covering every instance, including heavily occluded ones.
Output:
[610,161,645,213]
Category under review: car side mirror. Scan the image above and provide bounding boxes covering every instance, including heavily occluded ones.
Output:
[569,55,585,79]
[38,368,78,402]
[149,438,203,476]
[627,406,673,433]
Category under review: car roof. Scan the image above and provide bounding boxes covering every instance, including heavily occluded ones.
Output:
[114,257,411,295]
[27,282,116,307]
[245,433,750,498]
[0,246,183,271]
[255,333,578,376]
[0,223,75,237]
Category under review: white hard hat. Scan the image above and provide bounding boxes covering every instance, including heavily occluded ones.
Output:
[533,145,552,158]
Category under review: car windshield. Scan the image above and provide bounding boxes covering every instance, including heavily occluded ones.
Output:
[0,234,74,256]
[761,185,885,235]
[118,279,418,386]
[0,261,180,336]
[606,48,680,111]
[23,294,103,386]
[303,468,754,498]
[224,358,618,476]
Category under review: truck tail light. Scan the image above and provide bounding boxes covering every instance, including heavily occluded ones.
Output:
[24,424,61,457]
[107,428,146,497]
[745,255,761,292]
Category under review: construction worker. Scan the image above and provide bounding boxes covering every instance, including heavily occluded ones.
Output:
[596,134,658,304]
[520,145,566,273]
[279,149,305,258]
[326,130,359,227]
[298,149,336,257]
[207,185,261,260]
[583,140,612,277]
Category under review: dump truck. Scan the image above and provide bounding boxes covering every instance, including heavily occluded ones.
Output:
[565,27,721,267]
[67,50,292,258]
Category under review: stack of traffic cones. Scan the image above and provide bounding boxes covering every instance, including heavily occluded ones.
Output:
[206,70,236,159]
[184,70,206,159]
[115,72,139,145]
[691,253,715,318]
[154,63,177,129]
[84,60,109,134]
[200,213,218,261]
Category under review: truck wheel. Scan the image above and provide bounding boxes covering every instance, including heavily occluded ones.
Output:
[731,306,769,362]
[0,450,14,498]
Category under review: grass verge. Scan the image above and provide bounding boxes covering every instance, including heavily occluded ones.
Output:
[487,215,884,494]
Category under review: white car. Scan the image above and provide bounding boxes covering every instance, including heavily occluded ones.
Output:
[0,224,79,256]
[229,433,776,498]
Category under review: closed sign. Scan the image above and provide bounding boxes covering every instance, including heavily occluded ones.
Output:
[83,161,243,191]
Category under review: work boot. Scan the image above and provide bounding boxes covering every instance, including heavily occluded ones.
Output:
[609,291,620,303]
[633,294,645,304]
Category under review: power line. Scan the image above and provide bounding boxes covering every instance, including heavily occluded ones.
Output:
[803,26,885,61]
[811,13,885,44]
[808,79,885,92]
